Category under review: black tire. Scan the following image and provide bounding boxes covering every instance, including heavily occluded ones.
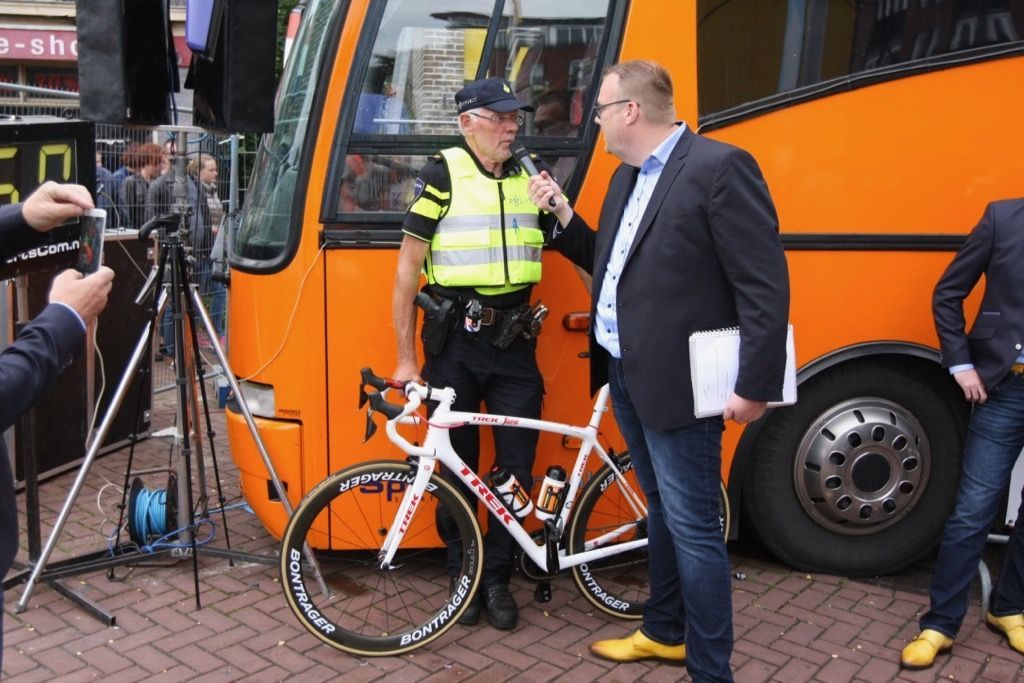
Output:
[567,453,730,618]
[743,361,963,576]
[280,460,483,656]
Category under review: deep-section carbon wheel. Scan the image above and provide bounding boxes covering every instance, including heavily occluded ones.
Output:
[280,460,483,656]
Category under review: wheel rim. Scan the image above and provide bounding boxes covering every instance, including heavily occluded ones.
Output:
[793,397,929,536]
[280,464,481,655]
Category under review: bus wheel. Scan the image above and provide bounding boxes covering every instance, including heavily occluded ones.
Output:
[743,362,963,576]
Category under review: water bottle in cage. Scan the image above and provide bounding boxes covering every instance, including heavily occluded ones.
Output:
[534,465,566,521]
[489,467,533,518]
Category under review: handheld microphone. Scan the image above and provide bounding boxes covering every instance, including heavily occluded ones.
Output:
[510,141,556,207]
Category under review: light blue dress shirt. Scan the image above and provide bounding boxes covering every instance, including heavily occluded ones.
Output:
[595,124,687,358]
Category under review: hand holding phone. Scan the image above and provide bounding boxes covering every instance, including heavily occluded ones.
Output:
[75,208,106,274]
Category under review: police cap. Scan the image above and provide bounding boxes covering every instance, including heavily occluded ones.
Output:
[455,77,534,114]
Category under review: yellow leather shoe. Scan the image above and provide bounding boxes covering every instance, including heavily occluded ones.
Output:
[590,629,686,665]
[986,612,1024,654]
[900,629,954,669]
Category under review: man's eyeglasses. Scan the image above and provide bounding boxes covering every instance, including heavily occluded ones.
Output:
[593,99,631,121]
[468,111,525,127]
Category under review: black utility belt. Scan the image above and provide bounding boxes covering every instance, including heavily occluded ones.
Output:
[416,292,549,351]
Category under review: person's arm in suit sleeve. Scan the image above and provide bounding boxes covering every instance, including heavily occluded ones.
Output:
[527,171,596,274]
[932,205,994,369]
[0,204,49,262]
[708,147,790,403]
[932,204,994,402]
[0,306,85,433]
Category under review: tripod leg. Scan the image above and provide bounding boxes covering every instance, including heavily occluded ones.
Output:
[110,286,169,574]
[168,244,203,609]
[17,289,170,613]
[187,287,330,597]
[178,289,234,561]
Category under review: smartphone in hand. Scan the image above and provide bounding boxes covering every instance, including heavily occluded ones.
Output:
[75,208,106,274]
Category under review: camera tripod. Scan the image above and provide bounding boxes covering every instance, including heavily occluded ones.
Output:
[14,145,326,619]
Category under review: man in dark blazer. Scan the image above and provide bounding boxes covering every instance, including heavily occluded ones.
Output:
[901,199,1024,669]
[0,182,114,668]
[528,60,789,682]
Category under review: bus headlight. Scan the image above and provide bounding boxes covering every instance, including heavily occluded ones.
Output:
[237,380,276,419]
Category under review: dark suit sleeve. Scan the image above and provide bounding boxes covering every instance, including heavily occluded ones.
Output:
[1,203,83,429]
[708,147,790,401]
[932,204,995,369]
[549,212,596,274]
[0,304,84,433]
[0,204,43,262]
[0,304,83,578]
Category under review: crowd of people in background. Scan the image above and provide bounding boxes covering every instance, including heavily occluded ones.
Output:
[94,137,228,353]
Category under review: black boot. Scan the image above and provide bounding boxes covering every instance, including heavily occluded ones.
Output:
[483,583,518,630]
[452,578,482,625]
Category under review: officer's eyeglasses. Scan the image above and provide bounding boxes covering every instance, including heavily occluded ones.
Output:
[593,99,632,122]
[469,111,525,127]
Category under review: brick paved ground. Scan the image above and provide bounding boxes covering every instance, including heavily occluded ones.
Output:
[4,380,1024,682]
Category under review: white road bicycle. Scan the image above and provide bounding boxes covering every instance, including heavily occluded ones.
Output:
[280,368,729,656]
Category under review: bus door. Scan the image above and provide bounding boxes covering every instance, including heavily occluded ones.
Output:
[318,1,627,542]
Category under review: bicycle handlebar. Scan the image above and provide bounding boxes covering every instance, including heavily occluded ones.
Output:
[359,368,434,449]
[367,391,405,420]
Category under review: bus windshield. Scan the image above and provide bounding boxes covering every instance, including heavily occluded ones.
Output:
[232,0,343,269]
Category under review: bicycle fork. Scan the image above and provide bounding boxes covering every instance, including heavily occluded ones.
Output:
[377,458,437,569]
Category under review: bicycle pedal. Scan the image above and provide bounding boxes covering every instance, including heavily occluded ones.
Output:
[534,581,552,603]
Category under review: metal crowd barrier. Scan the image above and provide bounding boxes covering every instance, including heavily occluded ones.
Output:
[0,81,254,392]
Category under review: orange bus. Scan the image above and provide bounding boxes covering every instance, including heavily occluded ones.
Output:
[226,0,1024,576]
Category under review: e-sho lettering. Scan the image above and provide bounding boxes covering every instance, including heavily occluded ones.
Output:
[398,574,471,646]
[287,548,336,635]
[577,563,631,612]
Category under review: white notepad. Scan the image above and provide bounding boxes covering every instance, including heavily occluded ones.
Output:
[688,325,797,418]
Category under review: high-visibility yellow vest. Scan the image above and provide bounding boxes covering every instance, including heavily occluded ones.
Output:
[426,147,543,295]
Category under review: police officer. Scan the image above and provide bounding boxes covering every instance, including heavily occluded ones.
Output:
[391,77,550,631]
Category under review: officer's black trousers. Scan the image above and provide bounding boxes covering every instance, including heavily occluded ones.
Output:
[425,324,544,586]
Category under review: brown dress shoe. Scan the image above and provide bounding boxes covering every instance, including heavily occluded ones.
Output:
[590,629,686,664]
[900,629,954,669]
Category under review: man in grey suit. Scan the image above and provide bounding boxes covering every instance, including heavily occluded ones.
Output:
[901,199,1024,669]
[528,60,789,682]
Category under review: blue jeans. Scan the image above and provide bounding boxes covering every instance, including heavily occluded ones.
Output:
[922,372,1024,637]
[608,357,733,682]
[208,282,227,337]
[160,306,175,355]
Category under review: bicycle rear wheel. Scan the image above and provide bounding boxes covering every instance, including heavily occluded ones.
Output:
[568,453,730,619]
[280,460,483,656]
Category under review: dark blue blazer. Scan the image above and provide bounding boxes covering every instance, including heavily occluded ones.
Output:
[933,198,1024,390]
[0,205,84,576]
[550,127,790,431]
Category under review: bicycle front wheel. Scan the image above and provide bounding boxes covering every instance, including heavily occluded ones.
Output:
[567,453,731,619]
[568,453,649,619]
[280,460,483,656]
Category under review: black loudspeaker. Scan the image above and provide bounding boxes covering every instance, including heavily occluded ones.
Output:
[93,234,153,452]
[76,0,175,125]
[188,0,277,133]
[9,234,154,483]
